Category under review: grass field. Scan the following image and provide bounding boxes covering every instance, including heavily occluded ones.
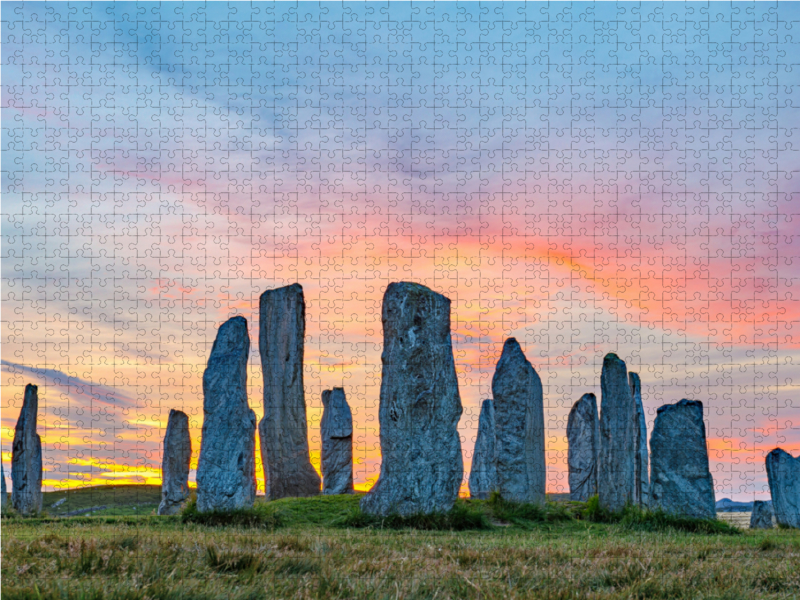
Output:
[3,487,799,600]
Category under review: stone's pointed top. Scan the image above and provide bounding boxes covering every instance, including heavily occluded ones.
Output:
[768,447,794,460]
[629,371,640,384]
[603,352,624,365]
[385,281,450,304]
[211,316,248,353]
[657,398,703,415]
[480,398,494,411]
[260,283,304,301]
[25,383,38,395]
[168,408,188,421]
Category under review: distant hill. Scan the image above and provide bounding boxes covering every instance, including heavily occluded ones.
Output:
[43,484,162,517]
[715,498,754,513]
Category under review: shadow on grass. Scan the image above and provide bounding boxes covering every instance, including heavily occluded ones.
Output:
[335,499,493,531]
[485,491,575,528]
[181,499,282,529]
[580,495,741,535]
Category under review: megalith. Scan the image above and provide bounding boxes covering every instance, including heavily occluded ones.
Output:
[765,448,800,529]
[321,387,354,495]
[158,409,192,515]
[567,393,599,502]
[749,500,774,529]
[469,399,498,500]
[11,384,43,516]
[196,316,257,512]
[360,282,463,516]
[649,399,716,519]
[630,372,650,508]
[598,353,635,512]
[259,284,320,499]
[492,338,546,505]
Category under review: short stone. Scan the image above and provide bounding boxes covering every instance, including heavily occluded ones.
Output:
[567,393,599,502]
[158,409,192,515]
[649,399,716,519]
[321,388,354,495]
[765,448,800,529]
[749,500,774,529]
[469,399,498,500]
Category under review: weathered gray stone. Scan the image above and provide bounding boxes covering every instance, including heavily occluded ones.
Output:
[259,284,320,500]
[567,393,599,502]
[11,384,43,516]
[598,353,636,512]
[361,282,463,516]
[765,448,800,529]
[158,409,192,515]
[749,501,774,529]
[630,373,650,508]
[196,316,257,512]
[321,387,354,495]
[492,338,546,505]
[649,399,716,519]
[469,399,498,500]
[1,462,8,514]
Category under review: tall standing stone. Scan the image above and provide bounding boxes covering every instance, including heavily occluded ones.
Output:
[321,387,354,495]
[649,399,716,519]
[598,353,635,512]
[158,409,192,515]
[493,338,546,505]
[360,282,463,516]
[196,316,257,512]
[749,501,774,529]
[11,384,43,516]
[567,393,599,502]
[469,399,498,500]
[765,448,800,529]
[630,373,650,508]
[259,284,320,499]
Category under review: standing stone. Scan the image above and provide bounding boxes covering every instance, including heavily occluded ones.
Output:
[567,393,599,502]
[321,388,354,495]
[630,373,650,508]
[11,384,43,516]
[196,316,257,512]
[1,462,8,514]
[765,448,800,529]
[649,399,716,519]
[259,284,320,500]
[469,399,498,500]
[749,501,774,529]
[158,409,192,515]
[360,282,463,516]
[493,338,546,505]
[598,353,636,512]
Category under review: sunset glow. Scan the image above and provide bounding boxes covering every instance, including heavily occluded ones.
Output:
[3,2,799,503]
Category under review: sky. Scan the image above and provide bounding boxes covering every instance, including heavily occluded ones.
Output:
[2,2,799,501]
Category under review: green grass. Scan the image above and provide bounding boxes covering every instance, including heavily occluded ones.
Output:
[181,499,282,529]
[3,486,798,599]
[40,484,161,517]
[337,499,492,531]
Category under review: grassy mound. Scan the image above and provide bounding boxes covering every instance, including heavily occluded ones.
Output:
[337,499,493,531]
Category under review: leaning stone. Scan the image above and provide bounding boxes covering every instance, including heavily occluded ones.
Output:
[598,353,636,512]
[11,384,43,516]
[360,282,463,516]
[321,388,354,495]
[567,393,599,502]
[649,399,716,519]
[749,501,774,529]
[259,284,320,499]
[469,399,498,500]
[158,409,192,515]
[630,372,650,508]
[196,316,257,512]
[493,338,546,505]
[765,448,800,529]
